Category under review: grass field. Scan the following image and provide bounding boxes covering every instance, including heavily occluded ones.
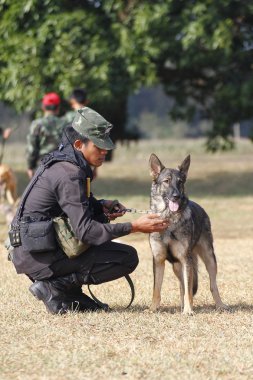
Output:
[0,139,253,380]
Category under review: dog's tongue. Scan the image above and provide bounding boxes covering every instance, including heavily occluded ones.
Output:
[169,200,179,212]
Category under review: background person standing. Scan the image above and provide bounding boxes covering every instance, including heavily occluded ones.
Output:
[26,92,66,179]
[62,88,89,124]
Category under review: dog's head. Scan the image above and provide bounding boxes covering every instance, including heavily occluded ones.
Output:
[149,154,190,213]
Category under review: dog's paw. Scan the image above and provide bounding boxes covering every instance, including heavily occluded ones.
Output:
[216,303,231,312]
[145,309,157,314]
[182,308,195,316]
[150,304,160,313]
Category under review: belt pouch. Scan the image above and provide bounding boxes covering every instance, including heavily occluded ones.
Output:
[20,220,57,253]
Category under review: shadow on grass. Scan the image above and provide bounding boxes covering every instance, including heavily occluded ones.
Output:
[115,302,253,314]
[226,303,253,312]
[114,305,182,314]
[14,169,253,198]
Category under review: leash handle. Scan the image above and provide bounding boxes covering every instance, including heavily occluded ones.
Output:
[87,274,135,310]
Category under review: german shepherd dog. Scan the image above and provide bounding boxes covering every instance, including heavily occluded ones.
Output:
[149,154,228,315]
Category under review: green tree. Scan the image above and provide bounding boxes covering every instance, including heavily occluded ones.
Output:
[1,0,253,150]
[0,0,149,145]
[128,0,253,150]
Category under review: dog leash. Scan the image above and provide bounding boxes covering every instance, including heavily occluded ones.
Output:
[106,200,152,215]
[122,208,152,214]
[88,274,135,310]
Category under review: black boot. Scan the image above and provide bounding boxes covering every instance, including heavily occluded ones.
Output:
[29,274,107,314]
[64,287,107,312]
[29,273,81,315]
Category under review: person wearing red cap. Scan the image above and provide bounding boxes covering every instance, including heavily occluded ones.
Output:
[26,92,66,178]
[42,92,61,108]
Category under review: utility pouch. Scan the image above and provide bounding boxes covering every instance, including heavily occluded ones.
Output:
[8,225,21,247]
[53,216,90,259]
[20,218,57,253]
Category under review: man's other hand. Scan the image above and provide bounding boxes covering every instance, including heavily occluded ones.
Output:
[102,200,126,220]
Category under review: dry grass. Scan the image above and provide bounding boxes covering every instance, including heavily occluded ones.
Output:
[0,139,253,380]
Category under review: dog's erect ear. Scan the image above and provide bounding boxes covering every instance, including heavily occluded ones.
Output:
[149,154,165,180]
[178,155,191,178]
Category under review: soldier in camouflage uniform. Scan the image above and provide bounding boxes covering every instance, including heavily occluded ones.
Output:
[26,92,66,178]
[62,88,88,124]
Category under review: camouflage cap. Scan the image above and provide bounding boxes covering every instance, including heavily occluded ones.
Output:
[72,107,115,150]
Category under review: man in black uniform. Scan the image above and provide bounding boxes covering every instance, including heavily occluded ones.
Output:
[10,107,169,314]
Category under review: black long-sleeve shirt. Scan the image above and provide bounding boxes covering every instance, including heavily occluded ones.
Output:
[12,150,132,276]
[23,161,132,244]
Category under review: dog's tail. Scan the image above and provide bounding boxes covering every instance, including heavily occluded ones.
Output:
[193,255,198,296]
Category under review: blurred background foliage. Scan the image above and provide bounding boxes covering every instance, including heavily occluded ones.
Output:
[0,0,253,150]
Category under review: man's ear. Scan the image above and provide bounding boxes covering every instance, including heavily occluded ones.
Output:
[178,155,191,178]
[73,139,83,151]
[149,154,165,180]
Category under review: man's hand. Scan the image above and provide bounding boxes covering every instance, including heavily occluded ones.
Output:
[131,214,169,233]
[102,200,126,221]
[27,169,34,179]
[3,128,12,140]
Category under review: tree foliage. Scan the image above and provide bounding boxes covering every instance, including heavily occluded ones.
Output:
[0,0,253,149]
[0,0,144,142]
[125,0,253,150]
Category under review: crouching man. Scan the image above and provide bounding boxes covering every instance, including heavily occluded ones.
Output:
[9,107,169,314]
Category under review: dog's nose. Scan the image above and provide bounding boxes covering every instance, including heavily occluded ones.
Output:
[172,193,180,201]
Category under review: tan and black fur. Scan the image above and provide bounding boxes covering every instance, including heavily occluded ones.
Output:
[149,154,228,315]
[0,163,17,205]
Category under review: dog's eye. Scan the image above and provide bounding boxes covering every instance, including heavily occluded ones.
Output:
[163,178,171,184]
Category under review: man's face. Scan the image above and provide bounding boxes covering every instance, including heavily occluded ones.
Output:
[78,140,108,167]
[70,98,78,109]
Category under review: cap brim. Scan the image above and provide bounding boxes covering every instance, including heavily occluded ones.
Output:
[90,136,115,150]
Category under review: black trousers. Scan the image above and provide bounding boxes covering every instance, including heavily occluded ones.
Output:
[47,241,139,285]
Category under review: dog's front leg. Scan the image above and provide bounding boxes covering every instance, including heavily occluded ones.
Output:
[150,236,167,311]
[182,256,194,315]
[151,256,165,311]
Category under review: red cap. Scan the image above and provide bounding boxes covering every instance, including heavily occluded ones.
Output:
[42,92,61,106]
